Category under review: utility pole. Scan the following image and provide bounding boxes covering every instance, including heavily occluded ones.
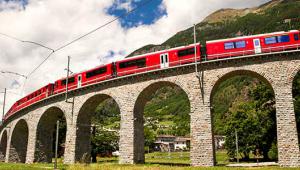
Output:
[2,88,6,123]
[65,56,70,102]
[235,129,239,163]
[54,120,60,169]
[193,24,199,76]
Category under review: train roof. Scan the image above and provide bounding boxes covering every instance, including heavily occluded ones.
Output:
[207,30,299,43]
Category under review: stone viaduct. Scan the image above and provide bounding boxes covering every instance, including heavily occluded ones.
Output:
[0,51,300,167]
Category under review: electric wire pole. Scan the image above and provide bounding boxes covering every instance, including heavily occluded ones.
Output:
[54,120,59,169]
[65,56,70,102]
[235,129,239,163]
[2,88,6,123]
[193,24,199,76]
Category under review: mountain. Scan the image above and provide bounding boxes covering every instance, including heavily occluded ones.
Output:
[127,0,300,57]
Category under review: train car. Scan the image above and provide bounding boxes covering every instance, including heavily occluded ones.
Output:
[80,63,113,87]
[53,74,79,94]
[206,36,255,60]
[115,43,201,77]
[260,30,300,53]
[4,84,54,120]
[53,64,114,94]
[206,30,300,60]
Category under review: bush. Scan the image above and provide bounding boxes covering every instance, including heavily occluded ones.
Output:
[268,143,278,160]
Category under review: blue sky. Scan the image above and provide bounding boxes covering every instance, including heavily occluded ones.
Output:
[107,0,166,28]
[2,0,167,29]
[2,0,28,8]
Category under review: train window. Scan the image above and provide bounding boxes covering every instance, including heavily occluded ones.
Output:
[277,35,290,43]
[61,77,75,85]
[235,41,246,48]
[86,67,107,78]
[224,42,235,50]
[178,48,195,57]
[265,37,277,45]
[294,33,299,41]
[119,58,146,69]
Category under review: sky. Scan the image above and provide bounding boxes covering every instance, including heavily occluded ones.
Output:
[0,0,271,119]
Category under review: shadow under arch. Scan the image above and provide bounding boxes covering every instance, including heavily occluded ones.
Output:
[133,81,191,164]
[292,70,300,144]
[34,106,66,163]
[9,119,29,163]
[0,130,8,161]
[209,69,277,164]
[75,93,121,162]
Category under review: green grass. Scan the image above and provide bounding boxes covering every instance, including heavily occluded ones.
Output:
[145,152,190,165]
[0,163,298,170]
[0,162,67,170]
[0,151,294,170]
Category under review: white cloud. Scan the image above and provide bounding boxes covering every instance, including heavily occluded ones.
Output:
[0,0,270,119]
[116,1,132,11]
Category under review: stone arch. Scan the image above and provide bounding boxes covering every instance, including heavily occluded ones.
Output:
[0,130,8,162]
[133,81,191,163]
[209,69,277,163]
[34,106,66,163]
[75,93,121,162]
[9,119,29,163]
[210,69,274,100]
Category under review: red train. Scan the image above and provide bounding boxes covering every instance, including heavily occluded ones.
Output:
[3,30,300,121]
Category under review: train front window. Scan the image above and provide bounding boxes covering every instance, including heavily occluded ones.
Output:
[294,33,299,41]
[235,41,246,48]
[265,37,277,45]
[224,42,235,50]
[277,35,290,43]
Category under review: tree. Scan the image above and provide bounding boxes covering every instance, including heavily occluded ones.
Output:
[90,99,120,162]
[224,83,276,161]
[91,129,119,162]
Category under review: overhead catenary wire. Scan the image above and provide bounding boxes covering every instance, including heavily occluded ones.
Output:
[0,90,21,96]
[0,32,54,52]
[0,70,27,79]
[27,0,155,78]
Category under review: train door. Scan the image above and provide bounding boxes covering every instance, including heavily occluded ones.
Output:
[253,38,262,54]
[160,53,169,69]
[77,74,82,88]
[111,62,117,77]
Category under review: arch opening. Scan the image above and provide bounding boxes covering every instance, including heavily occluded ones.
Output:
[210,70,277,165]
[0,130,8,162]
[34,107,67,163]
[292,71,300,144]
[133,81,191,165]
[9,119,29,163]
[75,94,120,163]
